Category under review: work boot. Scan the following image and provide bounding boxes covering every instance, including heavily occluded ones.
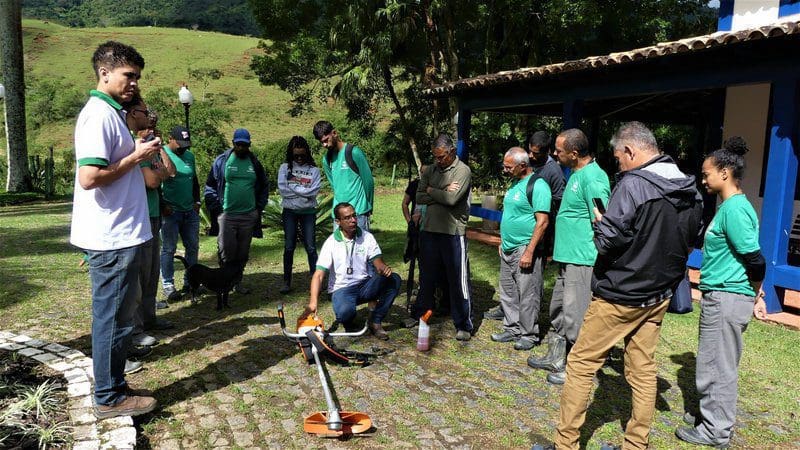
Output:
[546,368,566,385]
[94,395,157,419]
[483,305,504,320]
[527,334,566,371]
[369,322,389,340]
[124,360,143,375]
[675,427,730,449]
[490,330,518,343]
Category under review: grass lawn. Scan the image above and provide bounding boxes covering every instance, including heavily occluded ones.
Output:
[1,190,799,449]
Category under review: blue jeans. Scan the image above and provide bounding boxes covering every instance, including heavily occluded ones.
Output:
[331,273,401,327]
[160,209,200,288]
[282,209,318,285]
[86,245,142,406]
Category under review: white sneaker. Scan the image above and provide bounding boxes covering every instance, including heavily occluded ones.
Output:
[131,333,159,347]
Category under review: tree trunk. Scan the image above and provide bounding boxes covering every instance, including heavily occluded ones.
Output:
[421,0,443,137]
[0,0,31,192]
[382,65,422,171]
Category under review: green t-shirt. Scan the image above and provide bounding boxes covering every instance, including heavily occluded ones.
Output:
[699,194,760,296]
[500,174,551,252]
[321,144,374,216]
[139,160,160,218]
[223,153,257,213]
[161,146,196,212]
[553,160,610,265]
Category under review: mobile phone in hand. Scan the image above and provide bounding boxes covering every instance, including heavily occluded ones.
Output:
[142,133,156,142]
[592,198,606,214]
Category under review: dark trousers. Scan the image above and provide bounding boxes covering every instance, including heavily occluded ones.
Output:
[414,231,473,332]
[282,209,318,286]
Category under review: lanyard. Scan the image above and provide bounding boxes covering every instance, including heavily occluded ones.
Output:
[344,238,356,275]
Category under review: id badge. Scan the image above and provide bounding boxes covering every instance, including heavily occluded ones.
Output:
[346,267,354,275]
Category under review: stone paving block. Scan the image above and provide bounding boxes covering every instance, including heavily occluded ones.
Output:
[61,349,86,360]
[74,357,93,368]
[73,395,94,408]
[74,424,98,441]
[47,360,75,372]
[68,381,92,397]
[226,415,248,429]
[100,426,137,448]
[25,338,48,348]
[44,342,71,353]
[70,407,97,425]
[64,368,88,382]
[32,352,60,363]
[280,418,297,433]
[73,440,101,450]
[233,431,254,447]
[198,415,218,429]
[0,342,24,351]
[11,334,31,343]
[154,439,181,450]
[18,347,44,357]
[0,331,15,339]
[102,416,134,427]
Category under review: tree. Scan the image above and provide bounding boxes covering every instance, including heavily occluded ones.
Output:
[248,0,717,174]
[0,0,32,192]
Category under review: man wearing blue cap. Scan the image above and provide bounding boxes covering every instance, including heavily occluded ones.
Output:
[204,128,269,294]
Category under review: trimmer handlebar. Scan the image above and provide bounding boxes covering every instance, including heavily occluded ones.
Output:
[277,304,368,340]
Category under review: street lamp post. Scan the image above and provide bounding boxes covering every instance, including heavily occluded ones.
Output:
[178,85,194,138]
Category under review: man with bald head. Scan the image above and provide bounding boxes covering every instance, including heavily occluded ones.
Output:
[528,128,610,385]
[490,147,551,350]
[553,122,702,450]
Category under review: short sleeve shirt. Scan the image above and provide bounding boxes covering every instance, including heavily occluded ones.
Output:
[553,161,610,265]
[699,194,760,296]
[500,174,551,252]
[315,228,382,292]
[162,147,196,212]
[70,90,151,250]
[223,153,257,213]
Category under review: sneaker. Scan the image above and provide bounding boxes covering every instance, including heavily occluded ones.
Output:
[234,283,250,295]
[455,330,471,341]
[144,318,174,331]
[95,394,157,419]
[131,333,159,347]
[401,317,418,328]
[124,360,143,375]
[514,337,537,351]
[279,284,291,294]
[675,426,730,449]
[546,369,566,385]
[683,411,700,426]
[484,305,504,320]
[163,285,181,301]
[127,345,152,359]
[369,323,389,340]
[156,300,169,309]
[490,330,518,343]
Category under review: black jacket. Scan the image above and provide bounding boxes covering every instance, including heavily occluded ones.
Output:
[592,155,703,306]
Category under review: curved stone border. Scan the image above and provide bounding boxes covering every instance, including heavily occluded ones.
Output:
[0,330,137,449]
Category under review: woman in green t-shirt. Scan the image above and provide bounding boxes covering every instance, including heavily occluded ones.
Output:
[676,137,766,448]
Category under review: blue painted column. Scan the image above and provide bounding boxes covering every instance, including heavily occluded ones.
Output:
[562,99,583,130]
[456,108,471,162]
[760,78,800,313]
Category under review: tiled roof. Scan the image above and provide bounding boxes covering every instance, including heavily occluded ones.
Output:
[423,21,800,97]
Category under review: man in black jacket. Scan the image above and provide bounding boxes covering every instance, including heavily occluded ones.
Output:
[554,122,702,450]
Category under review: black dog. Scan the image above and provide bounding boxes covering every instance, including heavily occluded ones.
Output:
[174,255,243,310]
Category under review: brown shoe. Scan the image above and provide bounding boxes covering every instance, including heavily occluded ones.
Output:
[95,395,157,419]
[369,322,389,340]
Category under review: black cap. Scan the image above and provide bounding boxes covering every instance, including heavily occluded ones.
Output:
[169,126,191,149]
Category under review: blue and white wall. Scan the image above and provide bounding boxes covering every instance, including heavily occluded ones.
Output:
[718,0,800,32]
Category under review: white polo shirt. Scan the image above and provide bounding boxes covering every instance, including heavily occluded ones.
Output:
[316,227,381,292]
[70,90,151,251]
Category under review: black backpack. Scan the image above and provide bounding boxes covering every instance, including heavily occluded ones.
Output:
[526,172,542,207]
[326,143,359,175]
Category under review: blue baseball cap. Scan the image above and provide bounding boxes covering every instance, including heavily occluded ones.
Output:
[232,128,251,144]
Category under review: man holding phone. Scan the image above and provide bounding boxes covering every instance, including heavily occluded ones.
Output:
[527,128,610,385]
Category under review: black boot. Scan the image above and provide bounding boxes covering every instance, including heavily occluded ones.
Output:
[546,342,571,385]
[527,334,566,371]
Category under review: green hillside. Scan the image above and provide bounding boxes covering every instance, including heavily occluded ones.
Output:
[4,19,345,164]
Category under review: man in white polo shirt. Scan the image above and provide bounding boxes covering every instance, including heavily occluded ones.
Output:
[71,41,161,419]
[300,202,401,339]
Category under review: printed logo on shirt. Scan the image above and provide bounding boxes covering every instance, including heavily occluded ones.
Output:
[340,160,349,170]
[571,181,579,193]
[513,191,521,202]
